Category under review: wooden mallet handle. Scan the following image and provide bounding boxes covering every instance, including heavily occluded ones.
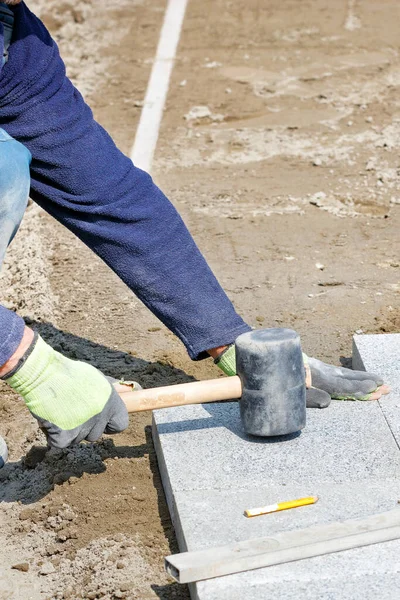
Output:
[120,376,242,413]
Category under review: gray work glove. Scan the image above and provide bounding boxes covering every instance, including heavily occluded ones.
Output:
[215,345,388,408]
[305,356,387,401]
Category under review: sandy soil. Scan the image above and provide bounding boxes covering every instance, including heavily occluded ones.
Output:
[0,0,399,599]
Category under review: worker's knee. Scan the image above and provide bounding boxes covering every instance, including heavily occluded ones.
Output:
[0,129,31,258]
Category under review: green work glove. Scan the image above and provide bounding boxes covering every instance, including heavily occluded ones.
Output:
[4,334,129,449]
[215,345,385,406]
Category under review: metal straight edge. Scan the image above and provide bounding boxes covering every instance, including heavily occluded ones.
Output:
[165,508,400,584]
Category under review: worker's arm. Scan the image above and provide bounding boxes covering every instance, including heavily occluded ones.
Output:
[0,322,389,452]
[0,325,129,448]
[0,323,235,449]
[0,2,251,363]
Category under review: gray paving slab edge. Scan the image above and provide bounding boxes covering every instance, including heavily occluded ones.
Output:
[152,416,188,552]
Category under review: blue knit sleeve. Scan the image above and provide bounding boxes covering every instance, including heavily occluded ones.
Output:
[0,2,251,361]
[0,306,25,367]
[0,22,4,71]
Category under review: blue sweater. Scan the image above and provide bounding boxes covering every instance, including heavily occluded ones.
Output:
[0,2,250,366]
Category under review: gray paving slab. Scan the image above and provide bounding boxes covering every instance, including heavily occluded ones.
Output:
[174,482,400,599]
[153,401,400,499]
[153,335,400,599]
[193,567,400,600]
[353,333,400,445]
[173,480,400,552]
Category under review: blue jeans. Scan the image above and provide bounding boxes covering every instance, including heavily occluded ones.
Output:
[0,128,31,266]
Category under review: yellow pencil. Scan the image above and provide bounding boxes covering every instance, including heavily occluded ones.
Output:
[244,496,318,518]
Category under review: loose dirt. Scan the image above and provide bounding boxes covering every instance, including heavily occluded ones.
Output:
[0,0,399,599]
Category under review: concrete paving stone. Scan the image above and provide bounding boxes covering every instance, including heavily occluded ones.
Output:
[194,568,400,600]
[353,334,400,445]
[173,480,400,552]
[153,401,400,503]
[174,481,400,599]
[154,334,400,599]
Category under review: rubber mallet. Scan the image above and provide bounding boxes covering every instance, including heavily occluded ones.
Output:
[120,328,306,437]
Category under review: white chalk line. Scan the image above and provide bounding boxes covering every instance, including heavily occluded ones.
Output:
[344,0,361,31]
[130,0,189,173]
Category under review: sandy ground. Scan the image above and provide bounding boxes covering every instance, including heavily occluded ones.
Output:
[0,0,399,598]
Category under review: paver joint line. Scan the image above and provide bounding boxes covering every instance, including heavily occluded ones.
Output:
[353,334,400,451]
